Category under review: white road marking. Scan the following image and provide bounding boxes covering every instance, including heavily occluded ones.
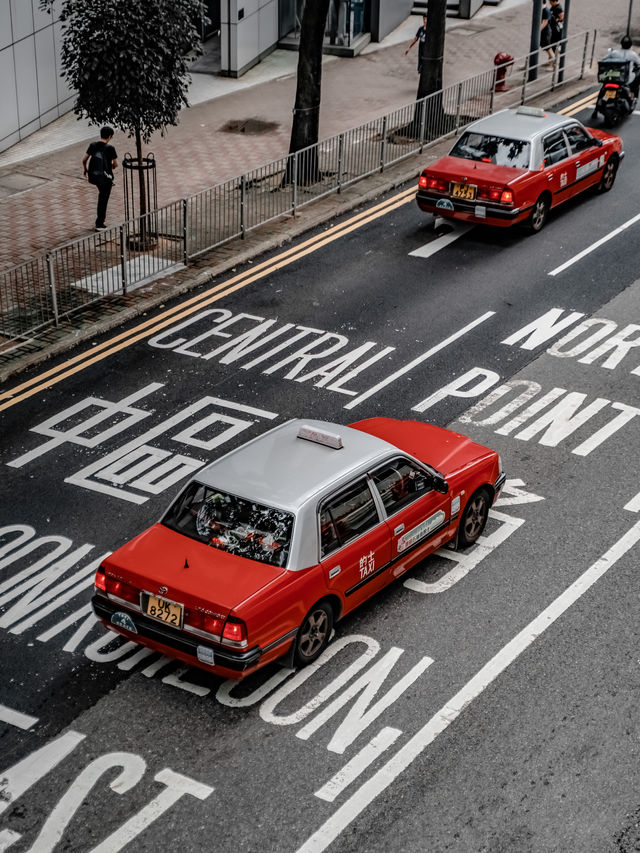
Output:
[296,518,640,853]
[549,212,640,276]
[409,221,474,258]
[624,491,640,512]
[314,728,402,802]
[344,312,495,410]
[403,510,524,594]
[0,704,38,730]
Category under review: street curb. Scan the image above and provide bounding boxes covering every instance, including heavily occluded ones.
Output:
[0,79,596,388]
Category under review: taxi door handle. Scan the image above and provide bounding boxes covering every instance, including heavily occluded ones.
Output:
[329,565,341,579]
[547,174,554,181]
[394,523,405,535]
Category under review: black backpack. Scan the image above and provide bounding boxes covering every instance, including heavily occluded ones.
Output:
[88,144,112,184]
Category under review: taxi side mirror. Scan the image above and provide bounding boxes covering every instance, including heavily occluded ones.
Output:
[433,475,449,495]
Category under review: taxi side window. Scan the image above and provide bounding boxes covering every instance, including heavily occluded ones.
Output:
[371,459,430,516]
[543,131,569,166]
[319,478,379,558]
[564,125,594,154]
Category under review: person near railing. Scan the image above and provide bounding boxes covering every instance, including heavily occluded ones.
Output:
[405,14,428,75]
[548,0,564,57]
[82,127,119,232]
[540,1,556,67]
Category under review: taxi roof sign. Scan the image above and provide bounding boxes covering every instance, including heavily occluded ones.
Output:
[515,106,546,118]
[297,424,344,449]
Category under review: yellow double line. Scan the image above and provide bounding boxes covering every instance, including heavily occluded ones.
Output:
[0,187,416,412]
[560,91,597,116]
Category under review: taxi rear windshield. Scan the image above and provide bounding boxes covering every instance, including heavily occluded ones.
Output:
[450,132,531,168]
[163,483,294,568]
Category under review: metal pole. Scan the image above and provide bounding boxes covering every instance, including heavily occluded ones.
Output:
[522,54,530,103]
[455,81,463,132]
[292,153,298,216]
[120,225,128,295]
[46,252,59,327]
[529,0,542,82]
[182,198,188,266]
[337,133,344,194]
[380,115,387,173]
[240,174,246,238]
[558,0,570,83]
[580,30,588,79]
[628,0,634,35]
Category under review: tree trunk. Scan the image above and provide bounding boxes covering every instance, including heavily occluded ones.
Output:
[135,126,147,241]
[286,0,331,184]
[405,0,447,140]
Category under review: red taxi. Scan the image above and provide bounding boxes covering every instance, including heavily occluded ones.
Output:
[93,419,505,680]
[416,106,624,232]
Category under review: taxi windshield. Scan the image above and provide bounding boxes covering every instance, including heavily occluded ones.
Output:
[162,482,294,568]
[450,132,531,168]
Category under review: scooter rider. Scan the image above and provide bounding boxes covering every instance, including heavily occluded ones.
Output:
[607,34,640,99]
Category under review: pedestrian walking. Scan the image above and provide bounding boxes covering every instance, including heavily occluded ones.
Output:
[405,14,428,74]
[540,0,555,65]
[548,0,564,54]
[82,126,118,231]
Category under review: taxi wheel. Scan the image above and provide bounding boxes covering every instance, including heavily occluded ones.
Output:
[528,195,549,233]
[458,488,491,548]
[598,157,618,193]
[294,602,334,667]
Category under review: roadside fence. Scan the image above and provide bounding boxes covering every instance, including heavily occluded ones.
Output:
[0,30,596,345]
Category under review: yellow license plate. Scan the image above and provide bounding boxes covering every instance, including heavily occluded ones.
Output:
[604,89,617,100]
[145,594,183,628]
[452,182,476,200]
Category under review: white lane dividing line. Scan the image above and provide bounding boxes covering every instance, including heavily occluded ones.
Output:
[344,311,495,410]
[549,212,640,276]
[296,518,640,853]
[0,704,38,730]
[314,728,402,803]
[410,221,474,258]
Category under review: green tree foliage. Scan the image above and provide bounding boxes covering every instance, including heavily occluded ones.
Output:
[40,0,203,143]
[40,0,204,229]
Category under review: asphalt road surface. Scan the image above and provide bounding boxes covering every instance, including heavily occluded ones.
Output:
[1,93,640,853]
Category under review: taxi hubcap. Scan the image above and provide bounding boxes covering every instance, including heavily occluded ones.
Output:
[465,497,487,538]
[300,611,328,656]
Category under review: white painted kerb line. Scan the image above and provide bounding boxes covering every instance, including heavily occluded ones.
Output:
[344,312,495,410]
[549,212,640,276]
[296,518,640,853]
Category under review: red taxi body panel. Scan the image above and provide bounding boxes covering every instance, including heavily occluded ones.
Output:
[92,418,504,680]
[416,107,623,230]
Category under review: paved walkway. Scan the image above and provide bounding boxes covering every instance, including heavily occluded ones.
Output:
[0,0,630,273]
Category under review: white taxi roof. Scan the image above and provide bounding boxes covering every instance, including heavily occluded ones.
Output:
[464,107,577,142]
[196,419,397,512]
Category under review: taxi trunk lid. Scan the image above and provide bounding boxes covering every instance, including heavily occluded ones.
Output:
[430,156,528,196]
[102,523,286,616]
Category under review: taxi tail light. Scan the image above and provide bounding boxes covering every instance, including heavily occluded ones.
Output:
[477,187,503,202]
[222,617,248,648]
[605,83,620,89]
[185,609,224,637]
[95,568,107,592]
[423,175,448,193]
[499,189,514,204]
[418,174,428,189]
[105,576,139,605]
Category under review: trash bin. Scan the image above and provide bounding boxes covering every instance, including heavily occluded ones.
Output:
[494,52,514,92]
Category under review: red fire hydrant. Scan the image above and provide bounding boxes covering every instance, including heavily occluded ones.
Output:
[494,52,514,91]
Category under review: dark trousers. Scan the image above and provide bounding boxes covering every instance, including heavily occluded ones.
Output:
[95,178,113,227]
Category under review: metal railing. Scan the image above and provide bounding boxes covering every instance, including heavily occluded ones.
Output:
[0,30,595,345]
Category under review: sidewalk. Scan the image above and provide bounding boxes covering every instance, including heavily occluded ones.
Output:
[0,0,632,382]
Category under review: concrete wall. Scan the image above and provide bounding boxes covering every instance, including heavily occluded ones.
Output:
[371,0,413,42]
[221,0,280,77]
[0,0,73,153]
